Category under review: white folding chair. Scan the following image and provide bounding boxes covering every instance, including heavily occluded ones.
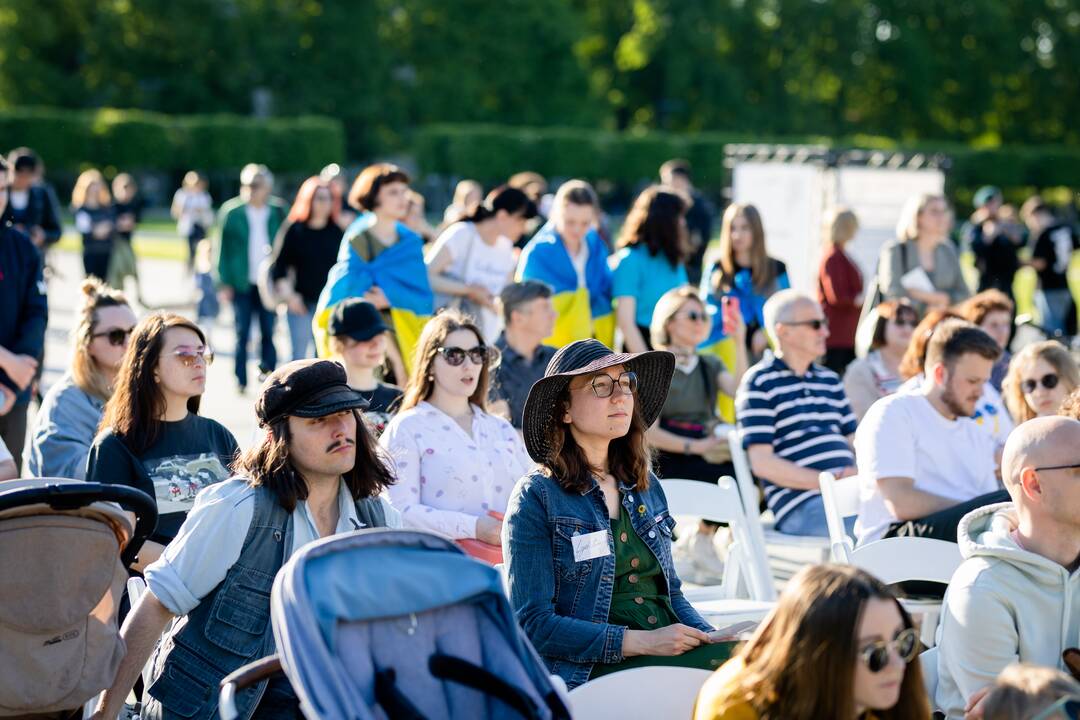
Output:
[728,429,831,578]
[568,666,713,720]
[817,471,862,563]
[817,472,962,647]
[660,477,776,603]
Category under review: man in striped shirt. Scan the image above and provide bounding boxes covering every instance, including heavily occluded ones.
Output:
[736,289,858,536]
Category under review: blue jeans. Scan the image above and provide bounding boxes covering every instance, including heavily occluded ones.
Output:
[232,283,277,388]
[774,495,856,538]
[1035,288,1073,335]
[286,309,315,361]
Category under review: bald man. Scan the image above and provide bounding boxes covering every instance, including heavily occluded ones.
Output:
[936,416,1080,719]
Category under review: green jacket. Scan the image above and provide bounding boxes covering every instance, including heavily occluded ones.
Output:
[213,195,287,290]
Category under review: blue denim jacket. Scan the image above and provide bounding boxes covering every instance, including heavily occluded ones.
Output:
[503,469,712,689]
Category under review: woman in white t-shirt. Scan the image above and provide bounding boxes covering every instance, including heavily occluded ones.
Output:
[426,186,538,342]
[170,171,214,269]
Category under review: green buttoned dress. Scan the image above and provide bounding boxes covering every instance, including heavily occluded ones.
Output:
[589,507,736,679]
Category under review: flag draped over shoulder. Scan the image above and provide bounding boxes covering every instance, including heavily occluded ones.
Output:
[313,213,434,372]
[517,223,614,348]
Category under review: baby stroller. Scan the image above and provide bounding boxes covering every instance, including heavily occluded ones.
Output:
[0,479,157,718]
[220,529,571,720]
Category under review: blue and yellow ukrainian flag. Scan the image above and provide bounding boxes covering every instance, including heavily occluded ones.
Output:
[517,223,614,348]
[313,214,434,373]
[698,291,740,423]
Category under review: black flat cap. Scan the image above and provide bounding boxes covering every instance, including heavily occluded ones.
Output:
[256,359,368,427]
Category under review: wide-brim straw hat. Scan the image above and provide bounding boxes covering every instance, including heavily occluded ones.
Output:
[521,339,675,466]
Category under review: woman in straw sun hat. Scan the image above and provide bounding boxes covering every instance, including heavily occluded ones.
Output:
[503,338,733,690]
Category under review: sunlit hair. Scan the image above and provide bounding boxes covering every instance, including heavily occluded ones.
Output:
[982,663,1080,720]
[400,309,493,413]
[71,278,131,402]
[541,376,652,494]
[957,289,1014,326]
[287,176,341,225]
[1002,340,1080,424]
[234,409,395,512]
[710,203,774,294]
[616,185,689,268]
[825,207,859,247]
[651,285,708,349]
[1060,387,1080,420]
[71,169,111,208]
[705,564,928,720]
[869,299,919,352]
[181,170,204,190]
[100,312,207,454]
[898,309,961,380]
[549,179,599,226]
[895,193,947,243]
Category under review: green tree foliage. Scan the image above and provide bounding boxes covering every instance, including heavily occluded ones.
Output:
[0,0,1077,151]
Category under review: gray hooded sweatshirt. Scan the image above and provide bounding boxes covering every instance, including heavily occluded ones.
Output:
[936,502,1080,719]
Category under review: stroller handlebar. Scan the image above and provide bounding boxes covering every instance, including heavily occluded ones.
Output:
[0,481,158,567]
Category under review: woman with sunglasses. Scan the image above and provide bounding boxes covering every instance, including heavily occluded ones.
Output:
[843,300,919,422]
[693,564,929,720]
[1003,341,1080,424]
[380,310,531,558]
[24,279,135,479]
[504,338,732,690]
[86,312,238,571]
[647,286,747,582]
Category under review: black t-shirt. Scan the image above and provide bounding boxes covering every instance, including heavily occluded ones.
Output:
[1032,223,1079,290]
[271,220,345,307]
[86,414,240,544]
[354,382,403,437]
[112,199,144,243]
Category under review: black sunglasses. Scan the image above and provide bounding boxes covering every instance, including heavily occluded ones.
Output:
[1034,461,1080,473]
[785,318,829,331]
[1021,373,1060,394]
[677,310,708,323]
[892,316,919,328]
[92,326,135,347]
[859,627,919,673]
[437,345,488,367]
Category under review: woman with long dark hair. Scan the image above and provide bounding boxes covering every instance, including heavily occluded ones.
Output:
[426,185,538,342]
[693,564,929,720]
[504,339,730,690]
[612,186,691,352]
[379,310,530,559]
[270,176,344,360]
[24,278,136,479]
[86,312,238,570]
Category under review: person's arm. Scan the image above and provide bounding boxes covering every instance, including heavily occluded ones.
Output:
[502,479,627,664]
[0,438,16,480]
[647,422,722,457]
[0,345,39,391]
[380,420,481,539]
[91,591,175,720]
[10,241,47,360]
[717,325,748,396]
[615,297,648,353]
[39,185,63,245]
[746,444,823,490]
[937,577,1020,719]
[736,374,821,490]
[876,476,958,521]
[819,254,860,309]
[942,245,972,304]
[842,361,879,422]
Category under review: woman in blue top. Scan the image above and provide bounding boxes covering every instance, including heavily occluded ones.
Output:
[702,203,789,358]
[612,186,690,353]
[504,339,730,690]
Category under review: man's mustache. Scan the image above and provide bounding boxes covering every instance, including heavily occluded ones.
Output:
[326,439,355,453]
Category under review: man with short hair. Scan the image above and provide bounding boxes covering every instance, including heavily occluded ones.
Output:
[214,163,287,392]
[855,319,1008,544]
[4,147,62,249]
[735,289,858,537]
[659,159,713,284]
[0,154,47,474]
[490,280,557,429]
[936,416,1080,719]
[93,359,400,720]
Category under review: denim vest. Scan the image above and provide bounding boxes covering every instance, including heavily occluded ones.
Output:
[503,471,711,689]
[144,485,387,720]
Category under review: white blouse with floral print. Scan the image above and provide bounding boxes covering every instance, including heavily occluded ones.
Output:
[380,401,534,539]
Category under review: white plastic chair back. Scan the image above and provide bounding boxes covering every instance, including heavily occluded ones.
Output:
[817,471,861,563]
[849,537,962,585]
[660,478,775,602]
[568,666,713,720]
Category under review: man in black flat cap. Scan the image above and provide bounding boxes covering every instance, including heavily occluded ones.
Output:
[94,359,400,720]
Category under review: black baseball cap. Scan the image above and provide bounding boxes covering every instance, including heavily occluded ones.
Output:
[256,359,368,427]
[328,299,389,342]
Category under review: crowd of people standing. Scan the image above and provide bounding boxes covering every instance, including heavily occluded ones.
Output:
[2,143,1080,719]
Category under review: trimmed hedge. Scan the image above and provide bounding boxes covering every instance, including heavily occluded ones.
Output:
[415,123,1080,196]
[0,108,345,173]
